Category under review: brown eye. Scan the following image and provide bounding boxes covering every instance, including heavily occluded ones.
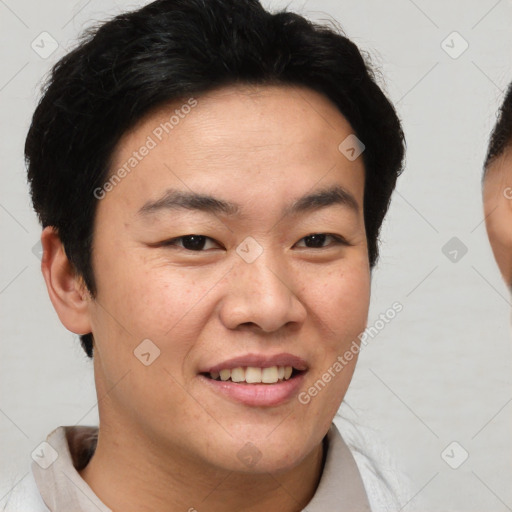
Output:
[295,233,349,249]
[162,235,221,251]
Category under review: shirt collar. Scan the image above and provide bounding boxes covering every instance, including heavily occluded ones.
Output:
[31,426,110,512]
[31,423,371,512]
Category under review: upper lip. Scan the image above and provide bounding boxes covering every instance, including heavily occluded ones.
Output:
[201,353,308,373]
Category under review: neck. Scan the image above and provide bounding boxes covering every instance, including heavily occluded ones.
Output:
[78,420,325,512]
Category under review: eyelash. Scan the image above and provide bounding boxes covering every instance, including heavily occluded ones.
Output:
[160,233,351,251]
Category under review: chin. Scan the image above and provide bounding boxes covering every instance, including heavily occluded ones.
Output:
[209,428,318,475]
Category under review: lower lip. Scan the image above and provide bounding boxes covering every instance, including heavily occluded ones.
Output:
[198,372,306,407]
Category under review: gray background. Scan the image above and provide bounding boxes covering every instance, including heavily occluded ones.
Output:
[1,0,512,510]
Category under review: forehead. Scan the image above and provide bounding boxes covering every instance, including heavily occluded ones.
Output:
[112,83,358,164]
[103,84,365,218]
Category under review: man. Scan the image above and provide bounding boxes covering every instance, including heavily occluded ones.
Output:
[10,0,407,510]
[483,83,512,289]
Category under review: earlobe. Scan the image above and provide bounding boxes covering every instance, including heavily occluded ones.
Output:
[40,226,93,335]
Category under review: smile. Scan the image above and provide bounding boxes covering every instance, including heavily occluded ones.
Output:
[198,353,308,407]
[206,365,297,384]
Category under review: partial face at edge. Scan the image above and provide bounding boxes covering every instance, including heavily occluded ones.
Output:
[86,84,370,473]
[483,148,512,289]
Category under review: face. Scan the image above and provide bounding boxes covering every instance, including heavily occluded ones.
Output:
[483,148,512,289]
[86,84,370,474]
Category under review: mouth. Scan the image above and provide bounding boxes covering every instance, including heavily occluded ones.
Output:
[201,366,305,384]
[198,353,308,407]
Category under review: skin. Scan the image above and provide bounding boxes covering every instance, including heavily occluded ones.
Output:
[483,147,512,289]
[40,84,370,512]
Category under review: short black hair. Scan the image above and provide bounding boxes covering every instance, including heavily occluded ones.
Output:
[25,0,405,359]
[484,82,512,170]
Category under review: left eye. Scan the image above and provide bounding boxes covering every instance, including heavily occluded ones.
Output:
[161,233,348,251]
[294,233,349,249]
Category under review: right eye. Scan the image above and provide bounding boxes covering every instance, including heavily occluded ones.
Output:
[160,235,222,252]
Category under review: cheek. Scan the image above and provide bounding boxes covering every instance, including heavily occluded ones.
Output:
[94,255,222,368]
[299,265,369,427]
[306,261,370,344]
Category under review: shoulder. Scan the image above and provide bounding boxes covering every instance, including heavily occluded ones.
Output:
[333,415,415,512]
[1,468,50,512]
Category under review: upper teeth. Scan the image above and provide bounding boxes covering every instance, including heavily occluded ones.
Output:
[209,366,293,384]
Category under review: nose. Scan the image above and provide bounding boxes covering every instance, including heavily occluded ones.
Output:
[218,248,307,333]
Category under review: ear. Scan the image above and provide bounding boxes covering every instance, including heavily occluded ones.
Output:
[40,226,93,335]
[483,153,512,286]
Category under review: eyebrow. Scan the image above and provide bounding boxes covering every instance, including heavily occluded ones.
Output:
[137,184,359,219]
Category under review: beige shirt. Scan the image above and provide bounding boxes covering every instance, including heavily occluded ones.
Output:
[24,423,374,512]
